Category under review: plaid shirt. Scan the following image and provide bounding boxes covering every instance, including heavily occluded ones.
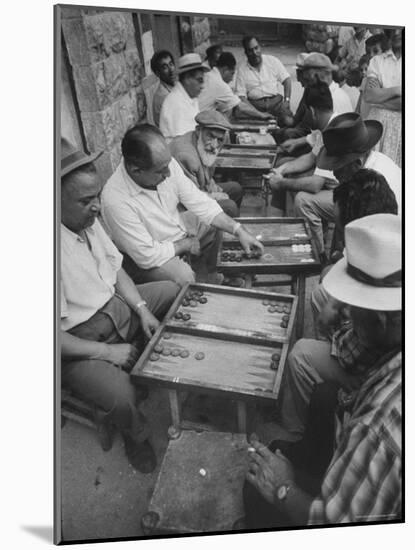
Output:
[331,321,385,373]
[308,351,402,525]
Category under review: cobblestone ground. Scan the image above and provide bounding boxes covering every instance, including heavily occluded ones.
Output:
[59,40,318,542]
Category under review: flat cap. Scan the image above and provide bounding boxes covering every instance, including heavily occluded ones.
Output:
[302,52,338,72]
[195,109,232,131]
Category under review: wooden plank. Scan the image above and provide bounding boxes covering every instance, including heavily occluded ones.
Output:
[168,389,181,430]
[237,401,247,433]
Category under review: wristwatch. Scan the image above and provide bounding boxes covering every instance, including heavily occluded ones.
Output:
[233,222,242,235]
[134,300,147,313]
[276,483,291,501]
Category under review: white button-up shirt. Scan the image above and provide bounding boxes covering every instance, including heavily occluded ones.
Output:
[159,82,200,141]
[235,54,290,100]
[367,50,402,88]
[364,151,401,214]
[308,113,339,182]
[101,159,223,270]
[199,67,240,114]
[329,81,353,114]
[61,220,122,331]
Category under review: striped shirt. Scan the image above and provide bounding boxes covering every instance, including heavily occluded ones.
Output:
[309,351,401,525]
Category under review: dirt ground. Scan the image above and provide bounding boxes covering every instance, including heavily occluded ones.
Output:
[59,40,319,543]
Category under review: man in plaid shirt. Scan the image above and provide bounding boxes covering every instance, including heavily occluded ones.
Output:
[244,214,401,527]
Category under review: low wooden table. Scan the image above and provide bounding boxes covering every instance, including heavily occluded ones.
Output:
[217,217,321,338]
[141,430,249,535]
[131,283,297,434]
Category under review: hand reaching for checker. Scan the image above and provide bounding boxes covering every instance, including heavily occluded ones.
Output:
[236,226,264,257]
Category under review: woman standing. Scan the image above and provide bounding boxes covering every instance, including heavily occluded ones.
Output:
[364,29,402,167]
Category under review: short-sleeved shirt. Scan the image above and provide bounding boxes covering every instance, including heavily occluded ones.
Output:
[159,82,200,141]
[367,51,402,89]
[101,158,222,270]
[339,30,372,67]
[235,54,290,100]
[152,80,174,127]
[198,67,240,114]
[61,220,122,331]
[329,81,353,115]
[307,112,339,183]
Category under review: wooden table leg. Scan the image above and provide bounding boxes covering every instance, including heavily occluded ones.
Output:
[237,401,247,433]
[292,274,306,340]
[168,389,181,432]
[245,274,253,289]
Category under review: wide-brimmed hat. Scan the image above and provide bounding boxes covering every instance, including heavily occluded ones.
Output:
[61,137,102,177]
[317,113,383,171]
[295,52,310,69]
[301,52,338,72]
[177,53,210,75]
[323,213,401,311]
[195,109,232,132]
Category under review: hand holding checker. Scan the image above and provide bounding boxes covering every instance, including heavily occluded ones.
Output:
[235,224,265,257]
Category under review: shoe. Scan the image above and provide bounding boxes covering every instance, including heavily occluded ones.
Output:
[94,410,114,452]
[123,435,157,474]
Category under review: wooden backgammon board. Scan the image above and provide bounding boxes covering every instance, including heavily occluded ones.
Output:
[131,283,298,433]
[214,143,277,171]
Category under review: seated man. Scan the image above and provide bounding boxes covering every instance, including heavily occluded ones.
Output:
[170,109,244,218]
[150,50,177,127]
[272,112,401,258]
[159,53,209,141]
[101,124,264,287]
[199,52,272,122]
[268,80,338,230]
[245,213,401,527]
[205,44,223,69]
[235,36,294,127]
[311,168,398,340]
[60,138,179,473]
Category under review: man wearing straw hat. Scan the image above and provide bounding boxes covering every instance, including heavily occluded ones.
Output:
[159,53,209,141]
[244,213,401,527]
[60,138,179,473]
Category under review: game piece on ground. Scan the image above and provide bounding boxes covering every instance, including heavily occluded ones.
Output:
[171,349,181,357]
[163,332,172,339]
[195,352,205,360]
[182,313,191,321]
[150,353,160,362]
[154,344,163,354]
[180,350,190,358]
[199,468,207,477]
[162,348,171,356]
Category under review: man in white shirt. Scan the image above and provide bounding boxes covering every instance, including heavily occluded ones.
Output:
[159,53,209,141]
[60,138,179,473]
[293,113,401,258]
[199,52,271,121]
[101,124,264,287]
[235,36,294,127]
[338,27,372,69]
[298,53,353,115]
[150,50,177,127]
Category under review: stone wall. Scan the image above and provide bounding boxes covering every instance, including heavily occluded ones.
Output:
[61,6,146,180]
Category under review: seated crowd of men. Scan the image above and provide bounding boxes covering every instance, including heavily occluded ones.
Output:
[61,30,402,527]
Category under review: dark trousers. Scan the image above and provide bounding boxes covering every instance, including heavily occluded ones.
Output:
[243,382,338,529]
[249,95,294,128]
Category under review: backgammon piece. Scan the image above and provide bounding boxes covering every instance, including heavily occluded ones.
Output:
[174,311,183,319]
[280,320,288,329]
[185,292,193,301]
[283,306,291,314]
[236,256,242,262]
[270,361,279,370]
[270,300,278,306]
[292,244,299,252]
[182,313,191,321]
[271,352,281,362]
[282,314,290,322]
[262,299,270,306]
[195,352,205,360]
[154,344,164,354]
[171,349,181,357]
[229,252,236,260]
[182,299,190,307]
[268,306,277,313]
[276,306,284,313]
[189,300,197,307]
[199,297,207,304]
[180,350,190,358]
[263,253,273,262]
[150,353,160,362]
[163,332,172,339]
[162,348,171,356]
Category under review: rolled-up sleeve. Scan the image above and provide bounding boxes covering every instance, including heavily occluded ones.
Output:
[171,159,223,225]
[273,57,290,83]
[101,197,175,270]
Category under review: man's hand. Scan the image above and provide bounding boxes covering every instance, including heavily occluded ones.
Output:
[280,139,298,154]
[246,440,295,505]
[104,343,140,369]
[188,236,201,256]
[237,226,265,255]
[268,172,285,191]
[137,306,160,340]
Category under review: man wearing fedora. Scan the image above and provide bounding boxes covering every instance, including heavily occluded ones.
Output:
[244,214,401,527]
[235,36,294,127]
[159,53,209,141]
[170,109,244,218]
[150,50,177,127]
[101,124,264,288]
[60,137,179,473]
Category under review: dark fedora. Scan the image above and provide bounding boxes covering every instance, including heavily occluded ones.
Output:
[61,137,102,177]
[317,113,383,171]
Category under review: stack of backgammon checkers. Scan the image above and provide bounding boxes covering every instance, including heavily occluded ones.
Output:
[221,248,262,262]
[261,299,291,328]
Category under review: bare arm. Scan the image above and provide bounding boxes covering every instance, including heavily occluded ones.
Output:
[233,100,271,121]
[277,152,316,176]
[364,78,401,104]
[211,212,265,255]
[282,77,292,100]
[273,175,327,194]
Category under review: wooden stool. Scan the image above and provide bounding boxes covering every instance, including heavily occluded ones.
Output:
[141,430,249,535]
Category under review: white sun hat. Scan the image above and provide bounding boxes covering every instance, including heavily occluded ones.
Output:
[323,213,402,311]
